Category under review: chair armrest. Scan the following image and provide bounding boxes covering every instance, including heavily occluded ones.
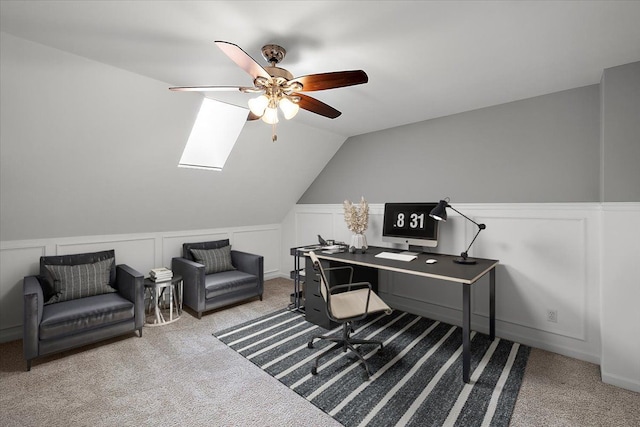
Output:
[172,257,205,313]
[115,264,144,329]
[231,251,264,292]
[23,275,44,362]
[231,251,263,275]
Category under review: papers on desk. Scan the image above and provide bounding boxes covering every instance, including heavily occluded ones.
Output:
[375,251,417,262]
[322,245,344,254]
[298,244,345,254]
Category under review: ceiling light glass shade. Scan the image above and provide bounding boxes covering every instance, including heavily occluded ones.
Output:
[248,95,269,116]
[261,106,279,124]
[279,97,300,120]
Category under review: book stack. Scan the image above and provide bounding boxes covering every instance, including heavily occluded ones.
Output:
[149,267,173,282]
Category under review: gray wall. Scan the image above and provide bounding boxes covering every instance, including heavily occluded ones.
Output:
[601,61,640,202]
[298,85,601,204]
[0,33,346,241]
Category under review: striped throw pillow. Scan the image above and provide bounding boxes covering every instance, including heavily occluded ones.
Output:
[190,246,235,274]
[45,258,116,303]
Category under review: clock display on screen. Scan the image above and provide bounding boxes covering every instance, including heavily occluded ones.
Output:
[392,211,426,230]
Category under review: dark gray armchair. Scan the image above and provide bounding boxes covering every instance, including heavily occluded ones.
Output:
[171,239,264,319]
[23,249,144,371]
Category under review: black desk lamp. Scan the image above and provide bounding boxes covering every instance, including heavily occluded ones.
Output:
[429,198,486,265]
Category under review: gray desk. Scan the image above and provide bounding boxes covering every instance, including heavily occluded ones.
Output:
[315,247,498,383]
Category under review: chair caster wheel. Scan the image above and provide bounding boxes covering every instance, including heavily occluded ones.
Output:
[311,367,317,375]
[308,341,314,349]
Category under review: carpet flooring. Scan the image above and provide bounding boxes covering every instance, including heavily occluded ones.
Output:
[1,278,638,426]
[215,308,530,427]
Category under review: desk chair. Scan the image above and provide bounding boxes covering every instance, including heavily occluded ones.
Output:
[307,251,392,379]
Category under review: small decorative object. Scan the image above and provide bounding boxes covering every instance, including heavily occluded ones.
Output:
[343,197,369,253]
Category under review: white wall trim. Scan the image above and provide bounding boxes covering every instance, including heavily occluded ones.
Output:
[285,202,603,366]
[0,223,282,343]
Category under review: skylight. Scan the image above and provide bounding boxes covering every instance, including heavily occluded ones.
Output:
[178,98,248,171]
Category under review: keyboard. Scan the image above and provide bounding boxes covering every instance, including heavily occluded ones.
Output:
[375,251,417,262]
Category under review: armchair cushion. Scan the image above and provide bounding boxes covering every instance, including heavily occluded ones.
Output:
[39,293,134,341]
[190,246,235,274]
[44,258,116,304]
[204,270,258,299]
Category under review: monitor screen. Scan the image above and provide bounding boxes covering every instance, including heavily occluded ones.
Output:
[382,202,439,248]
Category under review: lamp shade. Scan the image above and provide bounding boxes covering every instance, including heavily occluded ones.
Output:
[429,199,449,221]
[261,106,279,124]
[279,97,300,120]
[248,95,269,116]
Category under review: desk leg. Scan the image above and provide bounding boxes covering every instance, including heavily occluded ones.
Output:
[490,267,496,341]
[463,284,471,383]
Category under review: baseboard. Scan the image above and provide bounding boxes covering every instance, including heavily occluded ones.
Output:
[601,371,640,393]
[264,271,283,281]
[0,325,21,344]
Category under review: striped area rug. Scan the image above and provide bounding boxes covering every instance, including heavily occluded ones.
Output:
[214,309,530,427]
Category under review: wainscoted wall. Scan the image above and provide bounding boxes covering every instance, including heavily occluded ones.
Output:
[0,224,281,342]
[283,203,603,365]
[600,203,640,392]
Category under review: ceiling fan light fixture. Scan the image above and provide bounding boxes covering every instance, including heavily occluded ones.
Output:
[262,106,279,124]
[171,41,369,142]
[248,94,269,116]
[279,97,300,120]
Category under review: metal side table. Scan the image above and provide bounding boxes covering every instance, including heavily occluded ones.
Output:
[143,275,183,326]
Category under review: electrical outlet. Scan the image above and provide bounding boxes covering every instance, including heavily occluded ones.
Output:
[546,309,558,323]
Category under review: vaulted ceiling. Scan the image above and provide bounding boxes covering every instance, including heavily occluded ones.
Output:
[2,1,640,138]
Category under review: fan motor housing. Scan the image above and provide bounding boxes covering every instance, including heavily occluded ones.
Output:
[266,66,293,80]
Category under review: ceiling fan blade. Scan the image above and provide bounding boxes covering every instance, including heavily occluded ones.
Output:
[169,85,253,92]
[215,41,271,80]
[295,93,342,119]
[292,70,368,92]
[247,112,261,121]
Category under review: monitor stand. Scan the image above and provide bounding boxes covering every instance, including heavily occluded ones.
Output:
[399,245,420,256]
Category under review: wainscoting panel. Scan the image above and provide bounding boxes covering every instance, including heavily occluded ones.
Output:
[232,227,281,276]
[0,223,281,343]
[291,203,601,364]
[472,216,588,341]
[0,245,46,335]
[296,211,334,246]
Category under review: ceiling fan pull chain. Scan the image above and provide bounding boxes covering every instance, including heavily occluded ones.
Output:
[272,123,278,142]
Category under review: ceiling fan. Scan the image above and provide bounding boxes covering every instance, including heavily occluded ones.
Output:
[169,41,368,141]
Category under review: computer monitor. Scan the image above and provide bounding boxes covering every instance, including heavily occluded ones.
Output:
[382,202,439,249]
